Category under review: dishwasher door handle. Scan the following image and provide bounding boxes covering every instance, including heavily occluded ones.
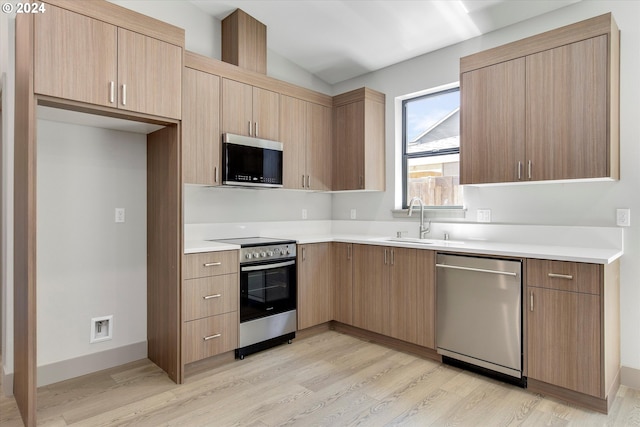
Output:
[436,263,518,277]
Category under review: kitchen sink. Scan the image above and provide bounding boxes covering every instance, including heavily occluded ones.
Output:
[384,237,464,245]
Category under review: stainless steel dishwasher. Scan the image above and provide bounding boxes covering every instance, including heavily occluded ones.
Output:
[436,253,523,383]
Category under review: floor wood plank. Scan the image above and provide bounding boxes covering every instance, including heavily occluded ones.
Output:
[2,331,639,426]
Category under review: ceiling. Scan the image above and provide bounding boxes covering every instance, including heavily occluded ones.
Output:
[190,0,580,85]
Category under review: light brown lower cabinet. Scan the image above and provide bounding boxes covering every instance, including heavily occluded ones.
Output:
[526,258,620,412]
[182,250,239,365]
[297,243,333,329]
[333,243,353,325]
[352,244,435,348]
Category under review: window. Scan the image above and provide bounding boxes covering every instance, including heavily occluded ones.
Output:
[402,86,463,209]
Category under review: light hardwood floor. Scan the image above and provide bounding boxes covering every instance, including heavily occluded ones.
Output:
[1,331,639,426]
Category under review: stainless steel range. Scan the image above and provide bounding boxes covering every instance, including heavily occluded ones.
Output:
[212,237,297,359]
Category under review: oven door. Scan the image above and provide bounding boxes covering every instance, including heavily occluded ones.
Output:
[240,259,296,322]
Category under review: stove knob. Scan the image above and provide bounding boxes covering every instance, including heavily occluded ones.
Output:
[283,247,290,255]
[267,251,274,257]
[245,253,252,259]
[261,252,267,258]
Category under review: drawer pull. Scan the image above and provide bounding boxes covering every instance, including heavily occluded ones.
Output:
[548,273,573,280]
[203,294,222,300]
[203,333,221,341]
[204,262,222,267]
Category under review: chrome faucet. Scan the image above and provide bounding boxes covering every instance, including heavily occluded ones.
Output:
[408,197,431,239]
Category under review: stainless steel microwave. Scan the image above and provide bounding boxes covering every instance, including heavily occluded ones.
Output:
[222,133,283,188]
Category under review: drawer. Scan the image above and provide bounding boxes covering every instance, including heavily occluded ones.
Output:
[183,312,238,364]
[184,250,238,279]
[527,259,601,295]
[183,274,239,321]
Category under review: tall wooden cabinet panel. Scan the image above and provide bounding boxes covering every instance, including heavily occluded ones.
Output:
[333,243,353,325]
[460,59,525,184]
[182,68,221,185]
[222,78,279,141]
[34,4,117,107]
[297,243,333,329]
[333,88,385,191]
[221,8,267,74]
[526,258,620,412]
[460,13,619,184]
[280,95,306,189]
[34,4,182,119]
[280,96,332,190]
[526,35,608,181]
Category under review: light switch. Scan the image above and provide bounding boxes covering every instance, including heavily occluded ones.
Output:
[477,209,491,223]
[115,208,125,223]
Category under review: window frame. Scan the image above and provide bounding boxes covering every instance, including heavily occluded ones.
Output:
[401,86,462,210]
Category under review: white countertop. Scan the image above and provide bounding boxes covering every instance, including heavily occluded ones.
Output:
[185,233,622,264]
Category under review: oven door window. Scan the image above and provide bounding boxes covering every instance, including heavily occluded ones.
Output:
[241,260,296,321]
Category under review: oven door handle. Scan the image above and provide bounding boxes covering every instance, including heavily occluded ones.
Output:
[241,260,296,272]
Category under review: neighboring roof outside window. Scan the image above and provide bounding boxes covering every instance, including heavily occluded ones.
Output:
[407,108,460,154]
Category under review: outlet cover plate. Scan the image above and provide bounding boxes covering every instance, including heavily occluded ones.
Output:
[90,315,113,343]
[477,209,492,223]
[616,208,631,227]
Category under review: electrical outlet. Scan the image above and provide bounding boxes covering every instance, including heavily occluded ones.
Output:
[90,315,113,343]
[616,208,631,227]
[115,208,125,223]
[350,209,357,220]
[302,209,308,220]
[477,209,492,223]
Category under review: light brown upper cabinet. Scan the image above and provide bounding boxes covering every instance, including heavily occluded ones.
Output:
[333,88,386,191]
[182,68,221,186]
[221,78,279,141]
[222,9,267,75]
[35,4,182,120]
[460,13,619,184]
[281,95,332,190]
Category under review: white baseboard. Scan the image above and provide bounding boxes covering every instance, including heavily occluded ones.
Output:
[621,365,640,391]
[37,341,147,387]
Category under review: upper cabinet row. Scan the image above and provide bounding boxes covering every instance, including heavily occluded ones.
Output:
[460,13,619,185]
[34,4,183,120]
[182,61,385,192]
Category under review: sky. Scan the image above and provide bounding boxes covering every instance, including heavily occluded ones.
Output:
[406,89,459,142]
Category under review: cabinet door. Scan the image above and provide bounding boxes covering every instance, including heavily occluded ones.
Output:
[307,103,333,191]
[526,36,608,181]
[183,68,221,185]
[221,78,253,136]
[353,244,387,334]
[253,87,280,140]
[182,312,238,364]
[527,287,601,397]
[117,28,182,119]
[297,243,333,329]
[333,243,353,325]
[333,101,364,190]
[280,95,306,189]
[34,5,117,107]
[460,58,526,184]
[388,248,417,342]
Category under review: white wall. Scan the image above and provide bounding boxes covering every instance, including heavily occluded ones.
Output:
[36,120,147,367]
[331,1,640,371]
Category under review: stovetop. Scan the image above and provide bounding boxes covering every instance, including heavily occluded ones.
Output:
[209,236,296,247]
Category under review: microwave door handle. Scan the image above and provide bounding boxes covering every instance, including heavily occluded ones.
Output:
[241,260,295,272]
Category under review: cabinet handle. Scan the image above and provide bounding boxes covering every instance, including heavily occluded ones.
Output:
[347,244,351,260]
[203,294,222,300]
[359,175,364,189]
[548,273,574,280]
[302,247,306,261]
[391,249,395,266]
[203,333,221,341]
[517,161,522,180]
[255,122,259,137]
[302,174,306,188]
[307,175,311,189]
[530,292,534,311]
[528,160,532,180]
[215,166,218,183]
[121,84,126,106]
[248,121,252,136]
[109,81,115,104]
[384,248,388,265]
[203,262,222,267]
